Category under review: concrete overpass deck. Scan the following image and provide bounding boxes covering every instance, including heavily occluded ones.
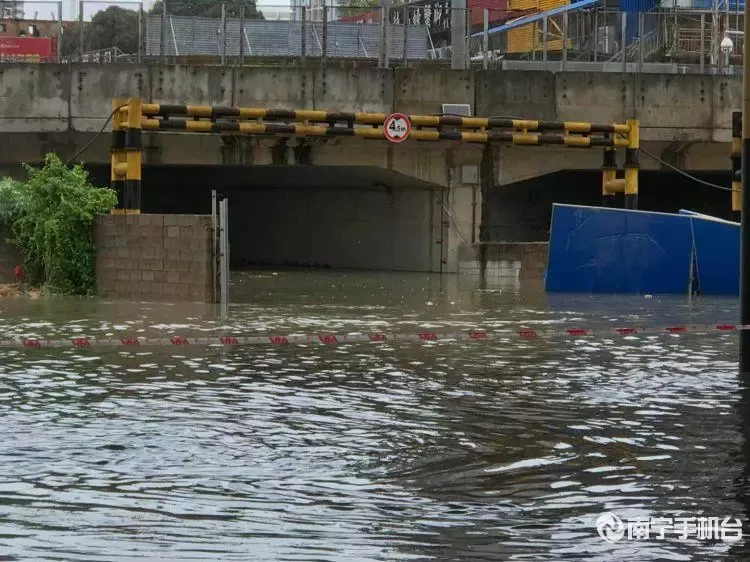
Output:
[0,62,739,275]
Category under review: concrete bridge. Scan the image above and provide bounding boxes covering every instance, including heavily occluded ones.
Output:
[0,63,739,274]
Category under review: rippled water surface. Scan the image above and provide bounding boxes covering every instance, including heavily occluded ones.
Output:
[0,271,748,560]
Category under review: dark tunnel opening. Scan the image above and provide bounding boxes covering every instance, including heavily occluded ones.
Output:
[484,169,734,242]
[83,164,734,261]
[86,164,440,271]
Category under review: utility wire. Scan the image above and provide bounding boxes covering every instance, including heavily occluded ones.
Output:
[66,104,125,165]
[638,146,736,192]
[440,203,470,244]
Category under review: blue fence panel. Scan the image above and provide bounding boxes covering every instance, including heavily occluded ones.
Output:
[678,210,739,296]
[622,0,659,43]
[545,204,694,294]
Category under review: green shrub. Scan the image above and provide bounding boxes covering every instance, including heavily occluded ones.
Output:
[0,177,25,225]
[7,154,117,294]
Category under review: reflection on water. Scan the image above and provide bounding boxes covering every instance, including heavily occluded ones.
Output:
[0,271,747,560]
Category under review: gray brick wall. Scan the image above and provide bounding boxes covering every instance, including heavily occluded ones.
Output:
[95,214,214,302]
[0,223,22,283]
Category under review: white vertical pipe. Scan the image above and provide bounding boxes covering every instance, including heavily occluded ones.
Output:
[483,8,488,70]
[219,197,229,307]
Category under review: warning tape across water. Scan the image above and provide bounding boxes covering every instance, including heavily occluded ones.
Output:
[0,323,743,350]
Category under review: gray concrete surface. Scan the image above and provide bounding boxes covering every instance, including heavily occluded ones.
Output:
[0,64,740,142]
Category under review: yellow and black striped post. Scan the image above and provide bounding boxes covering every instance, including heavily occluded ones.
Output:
[624,119,640,210]
[601,146,617,207]
[110,98,126,213]
[110,98,142,214]
[733,111,742,219]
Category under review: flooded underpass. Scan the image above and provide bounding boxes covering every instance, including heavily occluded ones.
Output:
[0,271,748,560]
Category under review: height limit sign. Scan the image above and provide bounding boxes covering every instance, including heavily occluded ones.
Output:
[383,113,411,143]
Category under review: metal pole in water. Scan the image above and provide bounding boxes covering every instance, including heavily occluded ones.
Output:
[219,197,229,309]
[733,111,742,222]
[741,0,750,374]
[212,190,218,304]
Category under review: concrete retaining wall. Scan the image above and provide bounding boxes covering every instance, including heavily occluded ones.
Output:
[0,64,740,165]
[458,242,548,279]
[95,214,214,302]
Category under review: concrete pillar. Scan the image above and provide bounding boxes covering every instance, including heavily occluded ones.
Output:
[480,144,497,243]
[451,0,467,70]
[444,165,478,272]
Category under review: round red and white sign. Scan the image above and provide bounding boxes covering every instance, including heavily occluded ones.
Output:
[383,113,411,143]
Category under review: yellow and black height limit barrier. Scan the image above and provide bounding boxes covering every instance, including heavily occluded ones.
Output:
[601,119,640,210]
[111,98,640,213]
[111,98,143,215]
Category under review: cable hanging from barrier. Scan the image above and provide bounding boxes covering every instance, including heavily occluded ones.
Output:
[639,147,736,192]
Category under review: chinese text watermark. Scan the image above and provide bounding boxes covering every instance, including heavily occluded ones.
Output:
[596,512,743,543]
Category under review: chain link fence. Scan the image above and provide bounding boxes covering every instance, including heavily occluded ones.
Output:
[145,6,433,61]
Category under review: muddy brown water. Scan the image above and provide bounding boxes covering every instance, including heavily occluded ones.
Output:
[0,271,747,560]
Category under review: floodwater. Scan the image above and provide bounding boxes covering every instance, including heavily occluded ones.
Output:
[0,271,748,561]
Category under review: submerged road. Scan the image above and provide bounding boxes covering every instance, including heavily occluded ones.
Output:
[0,271,746,560]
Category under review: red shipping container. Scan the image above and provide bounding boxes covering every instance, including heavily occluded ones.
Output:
[0,37,57,60]
[469,0,509,26]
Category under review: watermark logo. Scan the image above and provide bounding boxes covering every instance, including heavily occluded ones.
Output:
[597,512,625,543]
[595,513,742,543]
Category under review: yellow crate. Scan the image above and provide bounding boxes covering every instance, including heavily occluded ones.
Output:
[508,0,567,11]
[506,23,567,53]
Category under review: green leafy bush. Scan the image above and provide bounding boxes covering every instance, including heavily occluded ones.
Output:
[5,154,117,294]
[0,177,25,225]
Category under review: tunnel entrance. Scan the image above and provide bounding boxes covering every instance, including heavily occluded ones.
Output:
[87,164,443,272]
[484,169,734,242]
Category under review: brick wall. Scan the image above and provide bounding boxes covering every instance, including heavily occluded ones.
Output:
[95,214,214,302]
[0,223,22,283]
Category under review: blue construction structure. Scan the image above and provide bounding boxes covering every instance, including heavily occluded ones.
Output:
[545,204,739,295]
[470,0,665,48]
